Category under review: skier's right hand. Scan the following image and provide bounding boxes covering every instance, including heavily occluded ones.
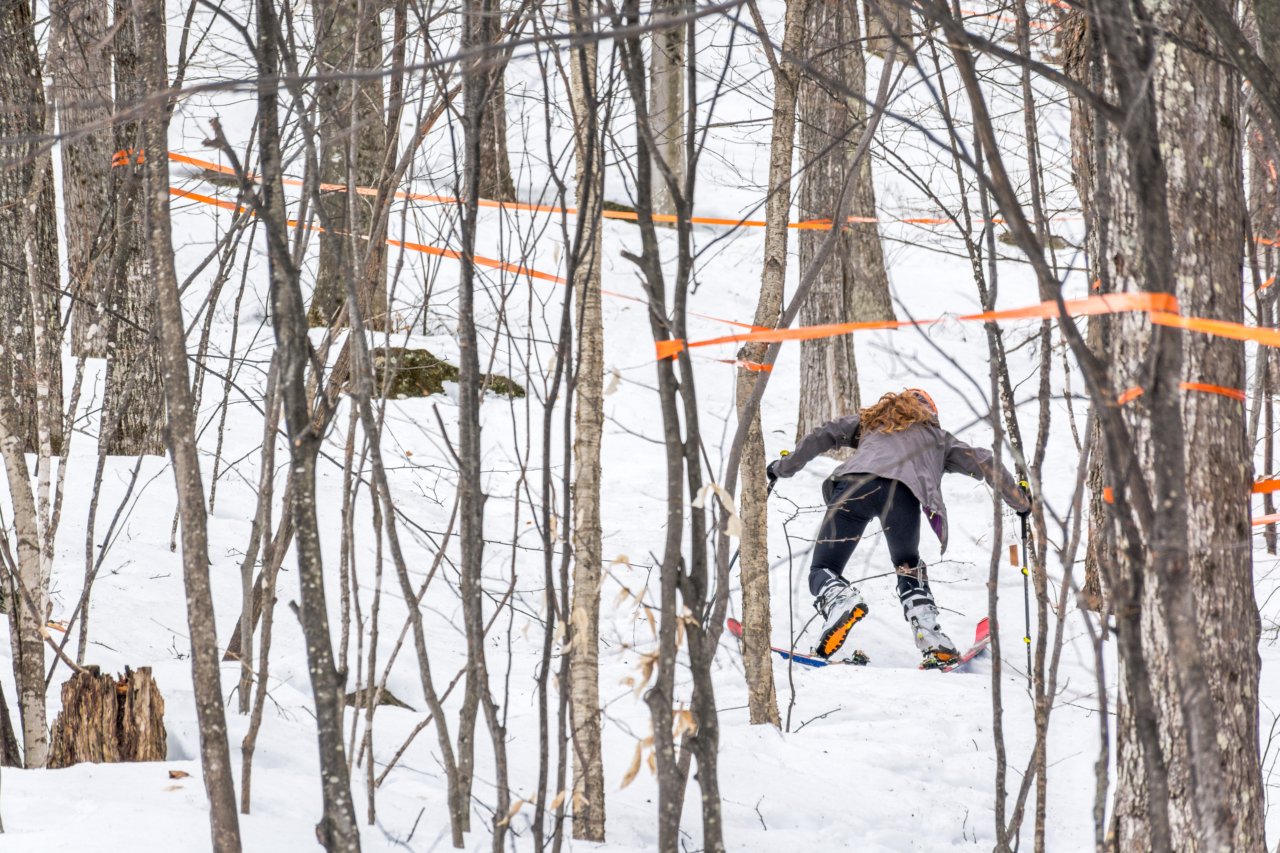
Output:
[1016,481,1032,518]
[766,460,780,492]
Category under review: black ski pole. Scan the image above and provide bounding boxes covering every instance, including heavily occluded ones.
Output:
[1019,491,1032,686]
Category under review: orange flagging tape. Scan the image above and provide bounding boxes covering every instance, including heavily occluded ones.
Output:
[165,150,1053,233]
[656,293,1182,359]
[168,186,568,284]
[1150,311,1280,348]
[1253,513,1280,526]
[1253,479,1280,495]
[715,359,773,372]
[1180,382,1246,401]
[1117,386,1144,405]
[1103,487,1114,504]
[1118,383,1246,404]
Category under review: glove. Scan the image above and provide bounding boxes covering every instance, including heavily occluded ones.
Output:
[1016,481,1032,518]
[766,460,780,491]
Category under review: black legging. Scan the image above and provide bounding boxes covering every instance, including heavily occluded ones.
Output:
[808,476,930,609]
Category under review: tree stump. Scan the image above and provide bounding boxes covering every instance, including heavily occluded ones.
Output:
[48,667,166,768]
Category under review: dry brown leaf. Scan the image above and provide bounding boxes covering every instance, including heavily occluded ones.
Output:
[647,752,657,774]
[641,604,657,638]
[573,790,590,812]
[604,368,621,396]
[168,770,190,780]
[620,743,644,789]
[497,799,525,827]
[549,790,567,811]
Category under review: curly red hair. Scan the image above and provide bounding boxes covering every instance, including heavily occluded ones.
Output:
[859,390,939,433]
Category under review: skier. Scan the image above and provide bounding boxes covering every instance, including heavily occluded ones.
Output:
[767,388,1031,667]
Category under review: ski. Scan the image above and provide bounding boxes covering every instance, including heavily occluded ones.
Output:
[929,616,991,673]
[726,617,869,668]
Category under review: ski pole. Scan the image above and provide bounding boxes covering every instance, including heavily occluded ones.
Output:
[1019,479,1032,686]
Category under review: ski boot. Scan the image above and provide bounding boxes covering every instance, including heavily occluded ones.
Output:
[813,576,869,659]
[905,601,959,669]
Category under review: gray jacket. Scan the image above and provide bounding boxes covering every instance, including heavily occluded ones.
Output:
[774,414,1030,553]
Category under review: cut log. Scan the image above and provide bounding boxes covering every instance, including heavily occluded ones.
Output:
[48,667,167,768]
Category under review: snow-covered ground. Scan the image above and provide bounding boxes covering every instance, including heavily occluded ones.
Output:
[7,2,1280,851]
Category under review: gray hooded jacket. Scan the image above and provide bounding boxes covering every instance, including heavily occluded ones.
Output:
[774,414,1030,553]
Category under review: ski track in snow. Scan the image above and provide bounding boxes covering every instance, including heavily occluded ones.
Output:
[6,1,1280,850]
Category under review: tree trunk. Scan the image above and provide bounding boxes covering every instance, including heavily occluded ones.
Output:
[735,0,812,729]
[1062,10,1111,612]
[0,0,66,767]
[50,0,114,358]
[100,0,164,457]
[256,0,362,846]
[133,1,243,846]
[310,0,389,329]
[478,84,516,201]
[649,0,685,217]
[796,0,893,442]
[0,0,65,456]
[863,0,911,59]
[0,419,48,769]
[1115,4,1264,849]
[1087,0,1256,847]
[567,0,607,837]
[0,670,19,767]
[48,668,167,767]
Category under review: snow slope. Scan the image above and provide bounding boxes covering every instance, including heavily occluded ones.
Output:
[6,2,1280,851]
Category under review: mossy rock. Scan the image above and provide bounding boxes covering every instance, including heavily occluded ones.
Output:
[602,199,637,216]
[997,230,1070,250]
[371,347,524,399]
[345,687,415,711]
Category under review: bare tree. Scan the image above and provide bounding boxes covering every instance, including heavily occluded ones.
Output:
[252,0,362,844]
[50,0,113,358]
[100,0,164,457]
[795,0,893,440]
[567,0,607,836]
[309,0,389,328]
[649,0,685,216]
[734,0,815,729]
[1104,2,1265,847]
[0,0,64,457]
[0,0,69,768]
[130,2,243,846]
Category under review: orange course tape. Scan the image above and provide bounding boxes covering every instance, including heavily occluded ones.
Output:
[1118,383,1246,404]
[164,150,1041,233]
[656,293,1181,359]
[168,186,568,284]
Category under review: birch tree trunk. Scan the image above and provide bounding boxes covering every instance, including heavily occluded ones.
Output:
[50,0,114,358]
[0,0,66,768]
[0,0,64,456]
[649,0,685,217]
[567,0,606,836]
[796,0,893,440]
[133,1,243,846]
[100,0,164,457]
[734,0,811,728]
[0,416,48,769]
[310,0,388,329]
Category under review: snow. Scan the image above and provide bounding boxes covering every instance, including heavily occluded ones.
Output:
[6,1,1279,850]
